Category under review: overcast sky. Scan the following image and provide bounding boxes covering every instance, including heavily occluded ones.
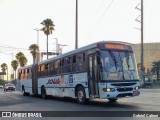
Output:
[0,0,160,74]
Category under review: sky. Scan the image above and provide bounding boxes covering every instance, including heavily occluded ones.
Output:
[0,0,160,76]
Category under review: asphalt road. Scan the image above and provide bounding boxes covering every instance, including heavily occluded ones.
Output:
[0,89,160,120]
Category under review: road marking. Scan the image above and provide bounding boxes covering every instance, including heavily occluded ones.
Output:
[0,91,21,95]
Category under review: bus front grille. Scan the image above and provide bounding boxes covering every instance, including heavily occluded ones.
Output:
[117,88,133,92]
[111,83,136,86]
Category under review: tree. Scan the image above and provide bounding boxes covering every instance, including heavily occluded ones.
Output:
[1,63,8,80]
[41,18,55,59]
[16,52,28,67]
[151,60,160,80]
[18,56,27,67]
[0,79,6,85]
[11,60,19,79]
[1,63,7,73]
[29,44,39,64]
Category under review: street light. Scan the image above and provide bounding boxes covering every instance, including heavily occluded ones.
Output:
[33,28,41,47]
[53,38,68,55]
[33,28,41,63]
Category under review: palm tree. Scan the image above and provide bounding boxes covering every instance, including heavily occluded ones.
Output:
[16,52,25,61]
[29,44,39,64]
[1,63,8,80]
[11,60,19,80]
[19,56,27,67]
[41,18,55,59]
[151,60,160,80]
[16,52,28,67]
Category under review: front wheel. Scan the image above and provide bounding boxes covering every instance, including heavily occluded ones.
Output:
[108,98,118,102]
[76,86,87,104]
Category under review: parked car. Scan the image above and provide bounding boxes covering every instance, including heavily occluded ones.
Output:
[0,85,3,89]
[4,84,16,91]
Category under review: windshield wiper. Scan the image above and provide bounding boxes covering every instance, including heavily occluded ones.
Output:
[125,51,134,79]
[108,50,118,70]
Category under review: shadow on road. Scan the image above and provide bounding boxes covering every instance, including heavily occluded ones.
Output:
[30,95,140,110]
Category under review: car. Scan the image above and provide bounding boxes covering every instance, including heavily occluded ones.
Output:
[0,85,3,89]
[3,84,16,91]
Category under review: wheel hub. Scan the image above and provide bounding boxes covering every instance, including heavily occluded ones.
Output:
[78,90,84,101]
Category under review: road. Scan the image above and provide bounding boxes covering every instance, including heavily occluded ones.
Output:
[0,89,160,120]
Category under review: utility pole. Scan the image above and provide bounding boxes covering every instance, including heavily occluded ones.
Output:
[11,53,14,80]
[7,66,8,83]
[135,0,144,84]
[75,0,78,49]
[141,0,144,83]
[34,28,41,63]
[34,28,40,47]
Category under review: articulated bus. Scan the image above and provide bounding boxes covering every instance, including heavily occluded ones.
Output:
[18,41,140,103]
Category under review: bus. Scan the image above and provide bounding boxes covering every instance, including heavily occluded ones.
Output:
[18,41,140,104]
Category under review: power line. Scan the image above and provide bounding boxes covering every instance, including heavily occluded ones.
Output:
[95,0,106,15]
[0,52,13,55]
[0,45,28,51]
[86,0,114,39]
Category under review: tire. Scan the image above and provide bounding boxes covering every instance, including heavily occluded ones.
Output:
[108,98,118,102]
[76,86,87,104]
[41,87,46,99]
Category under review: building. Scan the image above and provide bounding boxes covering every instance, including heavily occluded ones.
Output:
[132,43,160,71]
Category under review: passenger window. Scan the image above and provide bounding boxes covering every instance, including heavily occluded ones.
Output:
[72,53,86,72]
[54,60,61,75]
[62,57,71,73]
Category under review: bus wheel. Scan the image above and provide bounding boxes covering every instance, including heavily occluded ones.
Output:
[41,87,46,99]
[108,98,118,102]
[76,86,86,104]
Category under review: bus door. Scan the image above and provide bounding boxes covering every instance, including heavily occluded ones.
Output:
[32,64,38,96]
[88,54,99,98]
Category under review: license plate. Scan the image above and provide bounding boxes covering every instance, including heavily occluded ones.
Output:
[133,91,139,94]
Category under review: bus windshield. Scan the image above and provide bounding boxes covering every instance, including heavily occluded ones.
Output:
[100,50,138,81]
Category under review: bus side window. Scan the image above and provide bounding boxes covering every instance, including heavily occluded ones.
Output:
[45,63,49,76]
[55,60,61,75]
[28,68,31,79]
[62,57,71,73]
[40,64,45,77]
[38,65,41,77]
[23,70,25,79]
[48,62,53,76]
[76,53,85,72]
[72,53,86,72]
[72,55,77,72]
[24,69,27,80]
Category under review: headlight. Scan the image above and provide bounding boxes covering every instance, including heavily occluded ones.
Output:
[103,88,115,92]
[134,86,139,90]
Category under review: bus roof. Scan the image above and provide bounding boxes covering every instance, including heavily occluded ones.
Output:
[18,64,32,70]
[19,41,132,69]
[39,41,132,65]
